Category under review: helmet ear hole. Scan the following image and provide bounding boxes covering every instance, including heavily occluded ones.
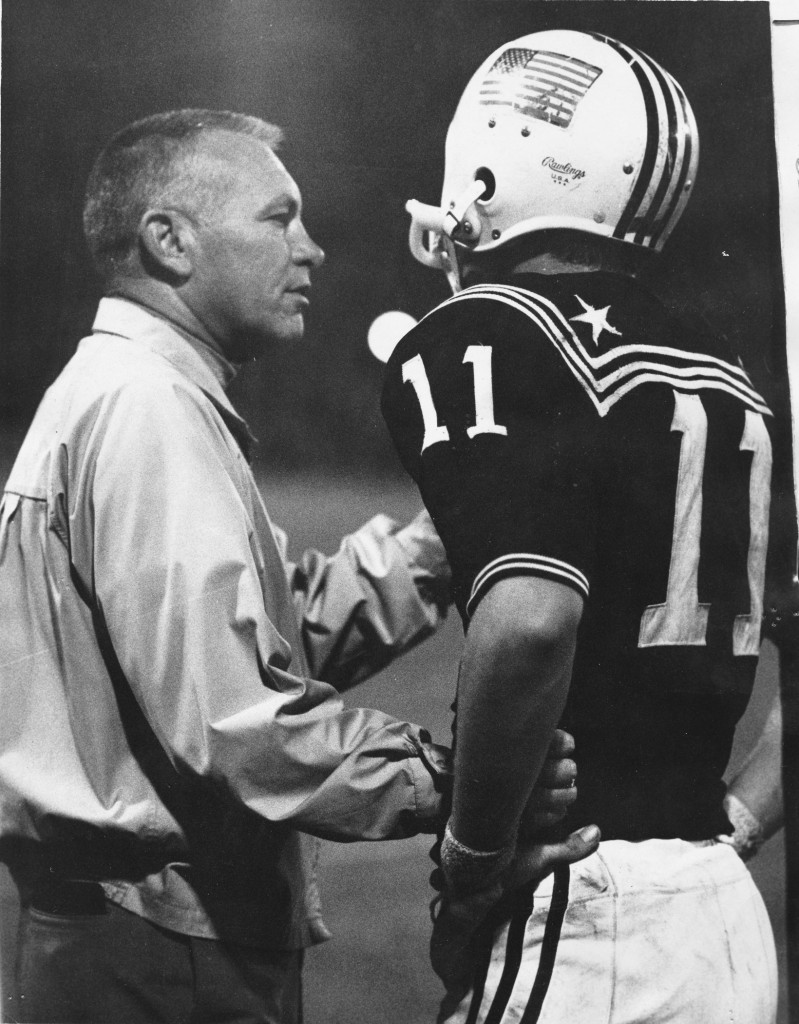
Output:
[474,167,496,203]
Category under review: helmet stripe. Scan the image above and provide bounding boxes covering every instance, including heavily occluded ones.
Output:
[592,34,661,243]
[602,36,696,250]
[630,49,680,245]
[650,82,695,249]
[636,52,696,248]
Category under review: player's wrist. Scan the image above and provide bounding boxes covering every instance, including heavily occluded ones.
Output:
[440,821,515,896]
[715,792,765,862]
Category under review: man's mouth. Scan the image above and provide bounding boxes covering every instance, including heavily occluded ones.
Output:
[284,285,311,311]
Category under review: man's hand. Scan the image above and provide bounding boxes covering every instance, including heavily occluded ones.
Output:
[430,823,600,1000]
[519,728,578,836]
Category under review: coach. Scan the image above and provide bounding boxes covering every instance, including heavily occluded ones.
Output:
[0,110,592,1024]
[0,108,454,1023]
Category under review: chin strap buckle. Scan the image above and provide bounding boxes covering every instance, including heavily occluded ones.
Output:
[442,179,487,239]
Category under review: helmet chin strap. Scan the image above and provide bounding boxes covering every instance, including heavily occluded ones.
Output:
[406,178,488,293]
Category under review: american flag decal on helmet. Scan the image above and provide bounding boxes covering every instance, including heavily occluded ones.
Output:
[479,48,602,128]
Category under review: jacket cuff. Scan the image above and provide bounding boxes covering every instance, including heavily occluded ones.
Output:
[396,510,452,611]
[408,731,452,832]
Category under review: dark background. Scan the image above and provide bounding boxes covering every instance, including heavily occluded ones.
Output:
[0,3,790,1022]
[1,0,786,478]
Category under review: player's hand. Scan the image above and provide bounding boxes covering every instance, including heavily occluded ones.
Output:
[430,824,600,998]
[505,823,599,891]
[430,878,504,1008]
[519,728,578,836]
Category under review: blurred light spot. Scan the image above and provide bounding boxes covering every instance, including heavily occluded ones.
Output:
[367,310,418,363]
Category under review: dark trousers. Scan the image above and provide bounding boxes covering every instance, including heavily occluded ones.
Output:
[14,894,303,1024]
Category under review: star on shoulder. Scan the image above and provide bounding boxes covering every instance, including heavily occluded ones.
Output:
[569,295,622,347]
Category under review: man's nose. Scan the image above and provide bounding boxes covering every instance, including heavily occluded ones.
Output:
[295,222,325,268]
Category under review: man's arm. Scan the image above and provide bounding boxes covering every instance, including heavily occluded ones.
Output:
[449,575,583,856]
[70,379,447,843]
[282,508,452,690]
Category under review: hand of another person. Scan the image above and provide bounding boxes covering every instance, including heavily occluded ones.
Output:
[519,728,578,837]
[714,792,766,861]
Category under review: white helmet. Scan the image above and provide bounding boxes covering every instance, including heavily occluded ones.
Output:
[407,29,699,286]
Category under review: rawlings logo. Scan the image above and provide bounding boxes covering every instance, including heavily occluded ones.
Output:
[542,157,586,181]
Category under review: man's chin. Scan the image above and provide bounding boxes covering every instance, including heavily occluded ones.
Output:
[237,317,306,358]
[273,313,307,344]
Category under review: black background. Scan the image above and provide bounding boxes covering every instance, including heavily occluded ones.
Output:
[1,0,784,475]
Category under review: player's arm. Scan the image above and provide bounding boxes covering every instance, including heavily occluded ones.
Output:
[431,576,597,995]
[449,575,583,856]
[720,569,799,859]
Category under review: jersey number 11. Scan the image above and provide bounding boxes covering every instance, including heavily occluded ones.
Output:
[639,390,771,656]
[402,347,507,451]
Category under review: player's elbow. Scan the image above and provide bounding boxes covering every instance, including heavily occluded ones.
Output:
[473,575,583,657]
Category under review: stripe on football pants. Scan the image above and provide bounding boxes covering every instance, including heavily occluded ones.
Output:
[476,866,571,1024]
[520,865,571,1023]
[481,883,536,1024]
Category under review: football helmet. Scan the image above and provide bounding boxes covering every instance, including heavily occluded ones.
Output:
[407,29,699,286]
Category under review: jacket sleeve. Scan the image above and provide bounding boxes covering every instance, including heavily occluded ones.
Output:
[278,508,451,689]
[68,378,449,842]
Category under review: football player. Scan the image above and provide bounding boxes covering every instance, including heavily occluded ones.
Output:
[382,30,779,1024]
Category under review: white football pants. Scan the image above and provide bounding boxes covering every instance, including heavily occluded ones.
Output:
[442,838,778,1024]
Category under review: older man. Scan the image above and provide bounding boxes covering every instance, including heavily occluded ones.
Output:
[0,110,593,1024]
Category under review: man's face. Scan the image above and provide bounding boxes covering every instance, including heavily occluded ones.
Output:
[183,133,324,360]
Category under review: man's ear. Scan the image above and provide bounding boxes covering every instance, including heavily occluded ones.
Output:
[137,209,195,281]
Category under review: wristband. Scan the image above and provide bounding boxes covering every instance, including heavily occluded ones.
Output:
[715,793,765,862]
[440,822,514,896]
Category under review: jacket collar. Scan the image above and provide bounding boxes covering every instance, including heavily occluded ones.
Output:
[92,297,257,460]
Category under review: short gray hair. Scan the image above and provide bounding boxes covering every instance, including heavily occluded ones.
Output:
[83,109,283,282]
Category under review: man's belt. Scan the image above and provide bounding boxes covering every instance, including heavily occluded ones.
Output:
[29,878,107,916]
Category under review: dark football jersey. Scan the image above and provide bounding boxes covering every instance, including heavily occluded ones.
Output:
[382,271,773,841]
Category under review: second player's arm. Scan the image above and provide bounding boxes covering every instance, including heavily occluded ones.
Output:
[450,574,584,855]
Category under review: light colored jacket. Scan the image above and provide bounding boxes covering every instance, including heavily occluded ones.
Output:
[0,298,449,948]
